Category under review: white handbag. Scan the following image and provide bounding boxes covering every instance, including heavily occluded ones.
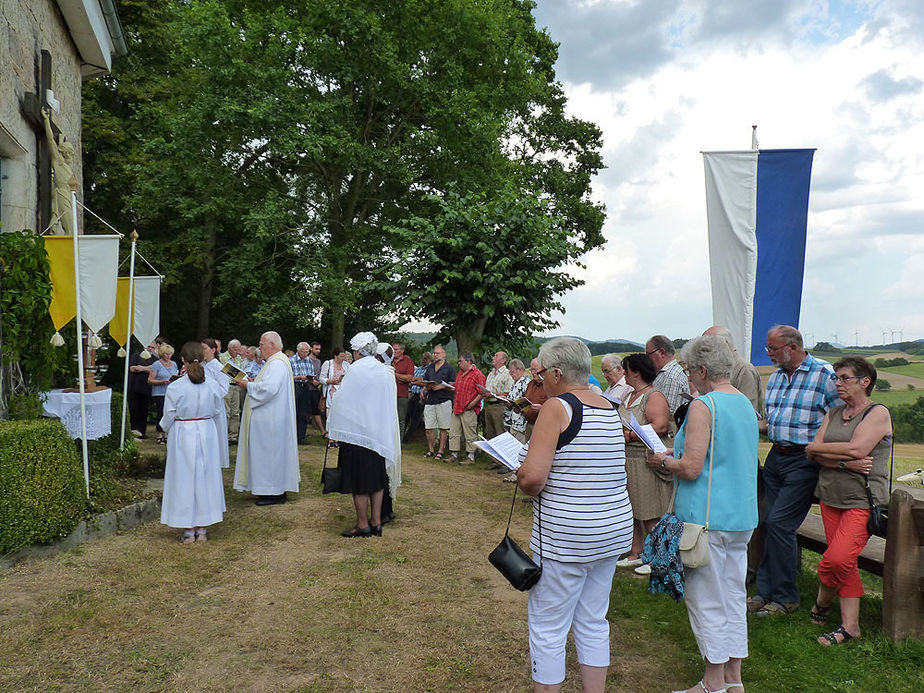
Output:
[674,395,716,570]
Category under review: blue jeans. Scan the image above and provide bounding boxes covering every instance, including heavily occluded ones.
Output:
[754,447,818,605]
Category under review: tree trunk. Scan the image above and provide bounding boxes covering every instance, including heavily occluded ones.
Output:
[454,316,489,358]
[196,217,216,337]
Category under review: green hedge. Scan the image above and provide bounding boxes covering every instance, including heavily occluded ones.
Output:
[0,419,86,553]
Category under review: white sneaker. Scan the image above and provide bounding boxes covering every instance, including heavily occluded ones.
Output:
[634,563,652,575]
[616,556,643,568]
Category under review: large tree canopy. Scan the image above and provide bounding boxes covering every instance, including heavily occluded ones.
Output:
[82,0,605,350]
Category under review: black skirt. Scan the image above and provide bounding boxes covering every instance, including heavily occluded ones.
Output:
[337,442,388,495]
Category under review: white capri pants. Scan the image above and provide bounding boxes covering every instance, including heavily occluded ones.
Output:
[684,529,753,664]
[527,555,618,685]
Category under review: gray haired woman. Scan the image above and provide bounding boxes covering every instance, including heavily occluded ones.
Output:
[517,337,632,692]
[647,335,758,693]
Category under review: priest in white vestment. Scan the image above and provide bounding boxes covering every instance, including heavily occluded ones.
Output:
[233,331,300,505]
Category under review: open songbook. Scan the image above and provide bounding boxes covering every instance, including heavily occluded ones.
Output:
[475,384,532,412]
[419,379,455,390]
[473,431,526,471]
[627,413,667,453]
[221,361,248,382]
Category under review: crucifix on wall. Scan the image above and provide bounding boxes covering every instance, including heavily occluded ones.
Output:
[21,49,76,235]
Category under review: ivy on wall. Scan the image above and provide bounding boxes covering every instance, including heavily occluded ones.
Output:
[0,231,61,391]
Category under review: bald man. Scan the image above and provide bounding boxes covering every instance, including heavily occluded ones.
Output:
[702,325,763,415]
[234,331,300,505]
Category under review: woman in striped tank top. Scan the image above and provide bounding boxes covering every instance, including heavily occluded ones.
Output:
[518,338,633,692]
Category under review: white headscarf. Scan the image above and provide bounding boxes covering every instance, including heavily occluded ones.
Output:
[350,331,378,357]
[327,352,401,474]
[376,342,394,366]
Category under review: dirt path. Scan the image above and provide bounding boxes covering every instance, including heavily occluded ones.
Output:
[0,435,691,692]
[0,441,606,691]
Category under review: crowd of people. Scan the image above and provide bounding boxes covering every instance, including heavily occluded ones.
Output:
[125,324,893,693]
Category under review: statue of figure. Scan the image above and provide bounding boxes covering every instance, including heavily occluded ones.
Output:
[42,108,77,235]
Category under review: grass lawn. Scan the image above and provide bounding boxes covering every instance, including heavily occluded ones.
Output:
[2,434,923,691]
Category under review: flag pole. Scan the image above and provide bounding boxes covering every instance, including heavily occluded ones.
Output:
[71,191,90,499]
[751,124,758,150]
[119,231,138,449]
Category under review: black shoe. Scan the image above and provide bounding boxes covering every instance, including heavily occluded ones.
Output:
[341,525,373,538]
[255,493,287,506]
[370,524,382,537]
[486,462,502,471]
[381,512,395,525]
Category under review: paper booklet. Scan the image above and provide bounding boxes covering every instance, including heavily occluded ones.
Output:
[419,379,455,390]
[221,361,248,382]
[475,384,532,411]
[628,413,667,453]
[473,431,526,471]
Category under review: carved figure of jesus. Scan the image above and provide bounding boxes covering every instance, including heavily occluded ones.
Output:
[42,108,77,235]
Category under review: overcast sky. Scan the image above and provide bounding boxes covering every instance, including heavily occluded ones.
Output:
[526,0,924,347]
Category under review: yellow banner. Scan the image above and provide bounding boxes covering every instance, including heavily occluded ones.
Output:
[108,278,134,347]
[43,236,77,332]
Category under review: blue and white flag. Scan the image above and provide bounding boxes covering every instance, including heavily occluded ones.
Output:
[703,148,815,366]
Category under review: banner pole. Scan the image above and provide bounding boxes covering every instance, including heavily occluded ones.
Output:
[119,231,138,449]
[71,191,90,499]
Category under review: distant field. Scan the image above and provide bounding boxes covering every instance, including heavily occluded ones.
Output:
[872,389,924,407]
[880,362,924,379]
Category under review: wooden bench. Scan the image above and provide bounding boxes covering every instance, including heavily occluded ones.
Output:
[796,486,924,642]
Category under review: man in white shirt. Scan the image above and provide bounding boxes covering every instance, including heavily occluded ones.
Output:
[481,350,514,439]
[601,353,633,404]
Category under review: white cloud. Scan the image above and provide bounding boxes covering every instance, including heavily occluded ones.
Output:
[536,0,924,345]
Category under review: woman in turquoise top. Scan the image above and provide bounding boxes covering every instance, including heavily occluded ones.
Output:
[648,335,758,693]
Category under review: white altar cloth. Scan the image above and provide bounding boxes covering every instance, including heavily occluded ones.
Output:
[41,388,112,440]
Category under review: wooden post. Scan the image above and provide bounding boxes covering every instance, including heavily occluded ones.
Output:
[882,489,924,642]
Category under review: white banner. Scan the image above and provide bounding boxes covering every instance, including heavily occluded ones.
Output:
[77,235,120,337]
[703,151,758,359]
[132,275,161,349]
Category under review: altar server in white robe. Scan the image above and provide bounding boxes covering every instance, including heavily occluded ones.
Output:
[202,338,231,468]
[233,330,300,505]
[160,342,227,543]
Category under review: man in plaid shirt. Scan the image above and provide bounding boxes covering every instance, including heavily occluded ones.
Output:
[449,352,486,464]
[645,334,690,418]
[749,325,840,616]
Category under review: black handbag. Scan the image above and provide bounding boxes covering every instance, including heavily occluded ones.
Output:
[320,445,342,495]
[862,407,893,539]
[488,485,542,591]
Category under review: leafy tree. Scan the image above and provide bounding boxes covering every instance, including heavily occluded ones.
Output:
[875,379,891,391]
[83,0,604,351]
[385,185,587,356]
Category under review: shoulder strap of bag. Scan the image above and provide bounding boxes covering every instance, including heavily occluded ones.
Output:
[504,484,542,567]
[666,395,716,521]
[858,403,894,493]
[703,395,716,530]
